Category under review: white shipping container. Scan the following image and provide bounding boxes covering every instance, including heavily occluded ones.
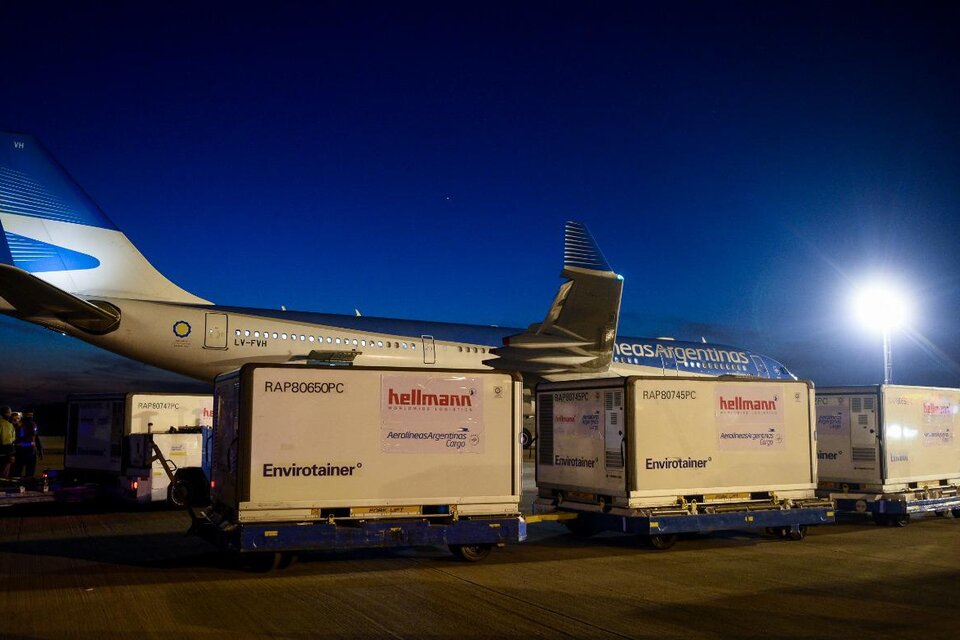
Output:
[210,365,522,523]
[816,385,960,492]
[66,393,212,475]
[537,376,818,508]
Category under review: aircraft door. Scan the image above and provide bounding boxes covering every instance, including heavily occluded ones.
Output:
[204,313,228,350]
[421,335,436,364]
[660,355,679,376]
[751,355,769,378]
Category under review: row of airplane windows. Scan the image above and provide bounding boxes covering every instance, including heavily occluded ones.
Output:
[613,356,749,372]
[234,328,414,350]
[233,328,488,354]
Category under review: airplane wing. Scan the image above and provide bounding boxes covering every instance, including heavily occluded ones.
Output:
[0,263,120,334]
[487,221,623,374]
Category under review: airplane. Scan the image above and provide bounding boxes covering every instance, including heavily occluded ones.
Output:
[0,132,794,425]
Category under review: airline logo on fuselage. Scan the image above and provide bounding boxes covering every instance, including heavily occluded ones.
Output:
[615,342,750,365]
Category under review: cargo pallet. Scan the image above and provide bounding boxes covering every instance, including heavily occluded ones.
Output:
[823,482,960,526]
[0,476,99,508]
[191,510,526,564]
[533,497,835,549]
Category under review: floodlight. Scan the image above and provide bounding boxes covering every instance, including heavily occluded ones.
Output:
[853,284,910,332]
[852,280,912,384]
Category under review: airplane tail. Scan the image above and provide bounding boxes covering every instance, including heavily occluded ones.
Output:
[488,221,623,374]
[0,132,208,304]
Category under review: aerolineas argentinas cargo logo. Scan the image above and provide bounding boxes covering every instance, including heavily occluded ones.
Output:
[716,385,785,450]
[381,374,484,454]
[922,427,953,447]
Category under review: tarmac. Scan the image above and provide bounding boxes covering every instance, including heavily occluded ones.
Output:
[0,458,958,639]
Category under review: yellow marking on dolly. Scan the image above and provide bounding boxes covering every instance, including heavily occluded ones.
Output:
[649,521,660,529]
[351,505,422,517]
[264,530,278,537]
[705,491,750,501]
[525,512,580,524]
[827,511,835,517]
[744,516,754,522]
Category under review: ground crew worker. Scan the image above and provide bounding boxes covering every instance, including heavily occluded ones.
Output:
[0,406,16,479]
[15,411,43,478]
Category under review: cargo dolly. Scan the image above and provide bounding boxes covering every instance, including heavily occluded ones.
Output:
[532,494,835,549]
[157,440,526,566]
[821,481,960,526]
[190,506,526,567]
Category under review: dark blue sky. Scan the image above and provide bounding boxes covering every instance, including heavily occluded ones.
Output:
[2,1,959,405]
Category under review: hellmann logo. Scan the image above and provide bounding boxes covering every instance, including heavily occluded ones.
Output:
[388,388,472,407]
[719,396,778,411]
[923,402,951,416]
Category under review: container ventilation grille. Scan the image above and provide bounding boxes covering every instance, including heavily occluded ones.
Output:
[603,390,624,470]
[852,397,862,413]
[858,414,869,426]
[603,390,624,410]
[605,450,624,469]
[852,447,875,461]
[863,397,875,410]
[538,393,554,465]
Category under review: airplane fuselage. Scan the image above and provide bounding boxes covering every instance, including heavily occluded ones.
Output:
[11,296,793,382]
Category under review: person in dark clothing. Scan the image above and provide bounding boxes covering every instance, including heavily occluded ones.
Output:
[0,406,15,479]
[14,411,43,478]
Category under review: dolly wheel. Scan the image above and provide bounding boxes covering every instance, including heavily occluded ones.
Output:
[564,517,600,538]
[872,513,887,526]
[786,525,808,541]
[645,534,678,550]
[168,482,190,508]
[520,429,534,449]
[890,514,910,527]
[450,543,492,562]
[241,552,284,572]
[278,552,299,570]
[951,508,960,519]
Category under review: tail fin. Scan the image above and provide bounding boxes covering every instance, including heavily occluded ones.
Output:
[488,221,623,374]
[0,132,208,303]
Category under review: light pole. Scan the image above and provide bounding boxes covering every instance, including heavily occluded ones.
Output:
[853,283,909,385]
